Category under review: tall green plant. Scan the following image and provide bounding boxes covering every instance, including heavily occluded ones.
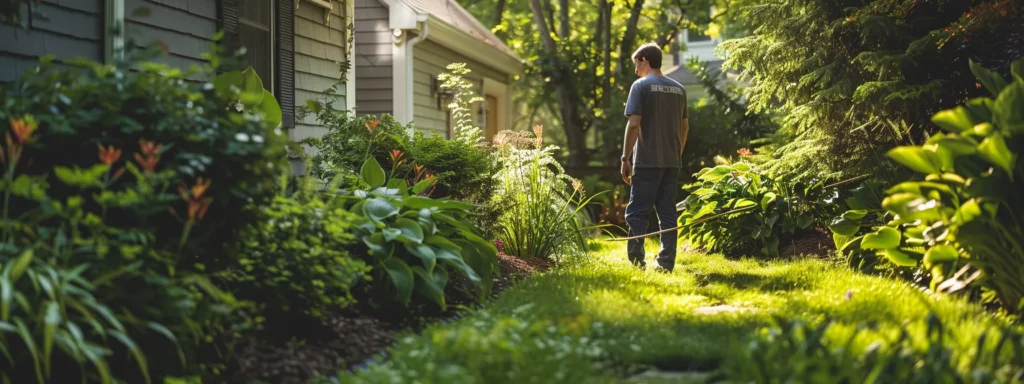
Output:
[854,57,1024,312]
[338,158,499,309]
[493,128,599,261]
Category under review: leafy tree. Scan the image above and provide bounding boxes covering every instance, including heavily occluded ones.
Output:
[720,0,1024,184]
[459,0,755,167]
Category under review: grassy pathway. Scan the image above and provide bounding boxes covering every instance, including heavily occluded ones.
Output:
[329,241,1018,383]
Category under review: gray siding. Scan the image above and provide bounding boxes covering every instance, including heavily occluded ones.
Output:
[412,39,504,137]
[0,0,104,82]
[354,0,392,118]
[124,0,216,72]
[291,0,349,143]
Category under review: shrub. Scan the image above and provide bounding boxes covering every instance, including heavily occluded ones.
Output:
[0,122,239,383]
[337,158,500,310]
[854,58,1024,312]
[0,43,289,258]
[218,182,371,325]
[0,41,288,382]
[723,314,1024,383]
[299,103,412,186]
[677,161,827,258]
[492,127,598,261]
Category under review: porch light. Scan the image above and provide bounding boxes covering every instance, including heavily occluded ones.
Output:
[392,28,403,38]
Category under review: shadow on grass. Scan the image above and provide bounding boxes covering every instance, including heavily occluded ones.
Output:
[696,271,813,293]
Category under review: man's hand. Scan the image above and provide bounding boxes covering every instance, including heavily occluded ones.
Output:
[621,160,632,185]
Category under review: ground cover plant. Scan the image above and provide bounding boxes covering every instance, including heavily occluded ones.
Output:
[330,240,1023,383]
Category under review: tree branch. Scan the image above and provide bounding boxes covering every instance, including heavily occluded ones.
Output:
[529,0,558,53]
[617,0,647,74]
[493,0,507,27]
[558,0,570,39]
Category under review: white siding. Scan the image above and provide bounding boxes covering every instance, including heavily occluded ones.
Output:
[412,39,506,137]
[291,0,349,143]
[354,0,393,118]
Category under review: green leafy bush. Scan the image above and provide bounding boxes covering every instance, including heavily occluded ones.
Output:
[0,123,239,383]
[0,42,288,382]
[338,158,499,310]
[723,314,1024,383]
[677,161,825,258]
[0,43,289,258]
[492,128,597,261]
[858,58,1024,312]
[219,184,371,325]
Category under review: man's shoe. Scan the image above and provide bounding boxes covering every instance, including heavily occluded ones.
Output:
[654,266,672,274]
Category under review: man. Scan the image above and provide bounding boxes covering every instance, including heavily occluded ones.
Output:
[621,43,689,272]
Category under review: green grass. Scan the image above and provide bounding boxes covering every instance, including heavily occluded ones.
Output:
[329,240,1020,383]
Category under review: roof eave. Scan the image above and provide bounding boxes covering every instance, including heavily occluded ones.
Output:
[424,16,524,76]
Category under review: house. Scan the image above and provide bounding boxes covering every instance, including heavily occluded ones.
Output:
[0,0,356,145]
[663,26,730,102]
[353,0,524,140]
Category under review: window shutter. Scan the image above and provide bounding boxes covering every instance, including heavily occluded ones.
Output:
[276,0,296,129]
[218,0,241,70]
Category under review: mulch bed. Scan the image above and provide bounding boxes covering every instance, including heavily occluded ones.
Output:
[207,253,555,384]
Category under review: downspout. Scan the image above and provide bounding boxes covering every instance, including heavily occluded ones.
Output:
[403,22,428,137]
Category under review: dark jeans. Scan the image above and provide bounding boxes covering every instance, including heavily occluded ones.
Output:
[625,167,680,270]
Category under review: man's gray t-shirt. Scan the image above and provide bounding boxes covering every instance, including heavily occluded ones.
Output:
[624,75,688,168]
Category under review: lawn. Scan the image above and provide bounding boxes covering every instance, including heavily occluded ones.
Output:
[329,240,1020,383]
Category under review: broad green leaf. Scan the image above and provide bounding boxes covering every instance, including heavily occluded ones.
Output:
[360,158,386,188]
[256,89,282,128]
[212,70,244,100]
[959,199,983,222]
[405,243,436,272]
[883,249,918,267]
[861,227,900,250]
[412,266,446,309]
[688,201,718,222]
[362,232,387,256]
[239,67,265,106]
[931,106,979,133]
[887,146,942,174]
[363,198,398,223]
[995,81,1024,134]
[382,228,402,242]
[439,242,482,283]
[691,188,718,197]
[1012,59,1024,83]
[977,134,1017,175]
[923,245,959,268]
[842,210,868,221]
[412,177,436,195]
[395,218,425,243]
[828,217,861,237]
[383,258,414,306]
[53,165,107,188]
[760,192,777,211]
[425,235,462,253]
[731,163,751,172]
[970,59,1008,96]
[732,199,757,209]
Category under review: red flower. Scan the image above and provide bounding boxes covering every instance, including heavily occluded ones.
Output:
[365,119,380,135]
[179,177,213,222]
[98,144,122,166]
[737,148,754,157]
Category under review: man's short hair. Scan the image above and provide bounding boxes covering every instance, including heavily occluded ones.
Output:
[632,43,663,69]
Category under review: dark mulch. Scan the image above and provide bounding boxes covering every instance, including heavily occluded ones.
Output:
[206,253,555,384]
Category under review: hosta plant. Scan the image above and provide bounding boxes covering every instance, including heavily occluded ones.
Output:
[337,157,499,310]
[863,57,1024,311]
[677,161,820,258]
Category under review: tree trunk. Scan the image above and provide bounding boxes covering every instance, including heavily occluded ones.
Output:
[618,0,646,74]
[493,0,507,27]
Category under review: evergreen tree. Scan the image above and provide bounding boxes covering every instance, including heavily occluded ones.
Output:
[720,0,1023,183]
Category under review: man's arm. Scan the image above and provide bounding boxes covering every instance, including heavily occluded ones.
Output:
[621,115,642,184]
[680,117,689,154]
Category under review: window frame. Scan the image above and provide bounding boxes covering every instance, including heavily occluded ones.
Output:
[236,0,276,94]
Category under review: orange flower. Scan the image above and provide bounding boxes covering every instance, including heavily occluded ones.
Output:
[390,149,404,161]
[365,118,380,134]
[572,179,584,193]
[179,178,214,222]
[9,116,38,145]
[737,148,754,157]
[135,139,162,173]
[98,144,122,166]
[138,139,161,156]
[533,125,544,148]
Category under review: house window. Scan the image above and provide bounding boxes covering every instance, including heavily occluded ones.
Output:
[237,0,274,92]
